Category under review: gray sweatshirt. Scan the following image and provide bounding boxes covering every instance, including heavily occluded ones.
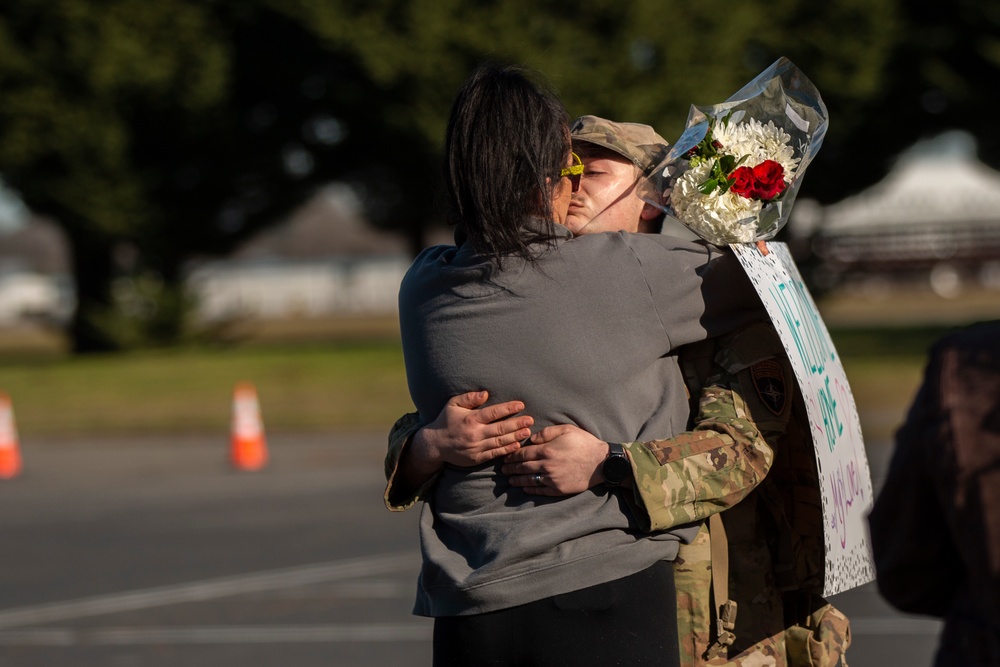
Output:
[398,220,762,616]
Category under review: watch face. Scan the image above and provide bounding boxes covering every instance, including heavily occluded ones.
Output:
[603,454,631,486]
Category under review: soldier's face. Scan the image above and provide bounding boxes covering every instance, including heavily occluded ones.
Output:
[563,150,646,236]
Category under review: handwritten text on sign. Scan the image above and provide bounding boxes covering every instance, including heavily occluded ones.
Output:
[732,242,875,596]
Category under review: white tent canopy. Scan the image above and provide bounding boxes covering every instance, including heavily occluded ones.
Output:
[820,131,1000,234]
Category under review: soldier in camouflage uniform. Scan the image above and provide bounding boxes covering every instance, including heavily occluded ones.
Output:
[386,116,850,666]
[570,116,848,667]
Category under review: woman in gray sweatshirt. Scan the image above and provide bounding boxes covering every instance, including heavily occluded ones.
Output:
[395,62,762,667]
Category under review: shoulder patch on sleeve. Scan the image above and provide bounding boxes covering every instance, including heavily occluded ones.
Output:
[751,359,787,416]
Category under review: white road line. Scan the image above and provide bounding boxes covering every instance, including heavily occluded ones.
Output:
[846,616,944,635]
[242,580,410,600]
[0,616,941,645]
[0,552,416,630]
[0,624,432,645]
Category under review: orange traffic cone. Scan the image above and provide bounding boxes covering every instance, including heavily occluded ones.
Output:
[229,382,268,471]
[0,392,23,480]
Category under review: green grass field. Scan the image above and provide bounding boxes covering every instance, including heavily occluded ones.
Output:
[0,340,416,437]
[0,318,955,442]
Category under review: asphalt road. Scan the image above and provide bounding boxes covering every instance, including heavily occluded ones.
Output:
[0,432,941,666]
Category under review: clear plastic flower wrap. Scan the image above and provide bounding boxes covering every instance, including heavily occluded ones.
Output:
[639,57,828,245]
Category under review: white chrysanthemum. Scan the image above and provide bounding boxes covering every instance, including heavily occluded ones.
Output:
[713,118,799,179]
[670,162,761,243]
[667,116,800,243]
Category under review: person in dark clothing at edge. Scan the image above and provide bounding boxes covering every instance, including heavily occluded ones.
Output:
[870,320,1000,667]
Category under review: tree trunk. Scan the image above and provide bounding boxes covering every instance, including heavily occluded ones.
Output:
[66,230,119,354]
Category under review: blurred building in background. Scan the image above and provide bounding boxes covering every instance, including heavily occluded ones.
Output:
[0,184,438,329]
[0,216,74,327]
[794,131,1000,297]
[185,184,432,323]
[0,178,74,326]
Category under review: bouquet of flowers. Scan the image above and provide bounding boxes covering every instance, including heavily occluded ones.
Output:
[640,58,828,245]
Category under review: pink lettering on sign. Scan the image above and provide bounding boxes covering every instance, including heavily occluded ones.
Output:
[827,454,867,549]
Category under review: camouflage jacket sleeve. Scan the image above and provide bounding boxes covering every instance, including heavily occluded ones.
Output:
[626,323,794,532]
[383,411,438,512]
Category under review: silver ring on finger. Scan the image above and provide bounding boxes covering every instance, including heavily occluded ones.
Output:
[533,473,544,486]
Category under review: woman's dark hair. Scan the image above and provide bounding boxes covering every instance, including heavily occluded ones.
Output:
[444,63,570,266]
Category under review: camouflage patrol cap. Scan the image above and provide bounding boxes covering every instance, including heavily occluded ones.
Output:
[570,115,670,175]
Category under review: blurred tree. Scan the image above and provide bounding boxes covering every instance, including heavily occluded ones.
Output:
[8,0,991,352]
[806,0,1000,196]
[0,1,227,351]
[0,0,441,351]
[282,0,902,197]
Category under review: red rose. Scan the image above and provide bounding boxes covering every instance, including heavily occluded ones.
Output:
[751,160,786,200]
[729,166,756,198]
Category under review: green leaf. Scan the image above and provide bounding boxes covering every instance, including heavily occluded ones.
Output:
[699,178,719,194]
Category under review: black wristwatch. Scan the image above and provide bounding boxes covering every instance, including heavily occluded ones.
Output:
[602,442,631,487]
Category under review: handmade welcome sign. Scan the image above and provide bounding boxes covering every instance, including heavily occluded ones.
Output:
[732,241,875,596]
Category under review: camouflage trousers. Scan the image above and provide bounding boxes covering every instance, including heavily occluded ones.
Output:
[673,497,850,667]
[675,505,785,667]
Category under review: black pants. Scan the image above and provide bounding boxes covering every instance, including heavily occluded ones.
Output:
[433,560,679,667]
